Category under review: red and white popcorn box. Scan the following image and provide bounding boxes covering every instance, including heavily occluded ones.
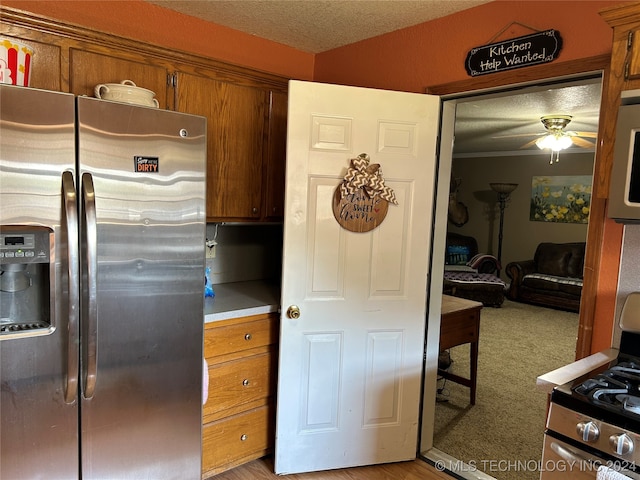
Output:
[0,38,34,86]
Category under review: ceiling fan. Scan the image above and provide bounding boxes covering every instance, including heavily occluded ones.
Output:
[495,114,597,164]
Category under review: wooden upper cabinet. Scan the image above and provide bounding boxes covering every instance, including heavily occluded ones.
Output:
[601,4,640,88]
[175,72,268,221]
[68,49,168,108]
[0,34,61,91]
[1,7,289,223]
[597,3,640,199]
[263,91,288,220]
[626,28,640,82]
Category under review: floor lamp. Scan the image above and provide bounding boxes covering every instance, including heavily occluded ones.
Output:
[489,182,518,276]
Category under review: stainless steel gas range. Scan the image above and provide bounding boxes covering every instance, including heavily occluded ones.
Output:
[542,293,640,480]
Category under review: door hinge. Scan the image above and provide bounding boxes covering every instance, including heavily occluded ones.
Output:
[167,72,177,88]
[624,31,634,79]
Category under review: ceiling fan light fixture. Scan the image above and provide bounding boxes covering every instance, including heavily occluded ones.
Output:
[535,133,573,151]
[535,114,577,164]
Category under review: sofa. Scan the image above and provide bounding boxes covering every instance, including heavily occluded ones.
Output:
[443,232,505,307]
[505,242,585,312]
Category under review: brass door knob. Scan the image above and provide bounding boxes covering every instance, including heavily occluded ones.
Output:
[287,305,301,319]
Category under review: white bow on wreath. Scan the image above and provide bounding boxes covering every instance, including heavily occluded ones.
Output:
[339,153,398,205]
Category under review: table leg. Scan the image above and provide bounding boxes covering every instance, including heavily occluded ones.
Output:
[470,340,478,405]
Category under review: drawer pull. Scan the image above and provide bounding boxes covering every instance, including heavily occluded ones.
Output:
[240,434,248,441]
[242,379,250,386]
[244,333,252,341]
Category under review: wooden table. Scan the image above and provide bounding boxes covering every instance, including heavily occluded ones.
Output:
[439,294,483,405]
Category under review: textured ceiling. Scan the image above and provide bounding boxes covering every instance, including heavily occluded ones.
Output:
[453,80,602,158]
[145,0,602,158]
[146,0,491,53]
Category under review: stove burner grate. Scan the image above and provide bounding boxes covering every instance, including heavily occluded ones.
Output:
[573,361,640,417]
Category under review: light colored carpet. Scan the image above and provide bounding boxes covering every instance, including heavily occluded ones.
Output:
[432,299,579,480]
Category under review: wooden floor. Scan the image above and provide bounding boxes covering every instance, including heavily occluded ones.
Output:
[211,457,455,480]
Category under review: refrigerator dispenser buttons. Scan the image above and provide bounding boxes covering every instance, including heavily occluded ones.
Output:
[0,226,53,337]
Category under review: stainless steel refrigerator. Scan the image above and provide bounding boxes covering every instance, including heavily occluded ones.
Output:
[0,84,206,480]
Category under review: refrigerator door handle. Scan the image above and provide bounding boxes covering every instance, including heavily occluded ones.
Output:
[81,172,98,399]
[62,171,80,404]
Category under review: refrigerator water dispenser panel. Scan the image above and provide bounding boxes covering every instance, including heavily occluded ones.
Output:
[0,225,53,337]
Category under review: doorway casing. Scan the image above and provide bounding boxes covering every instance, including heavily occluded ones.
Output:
[419,55,610,464]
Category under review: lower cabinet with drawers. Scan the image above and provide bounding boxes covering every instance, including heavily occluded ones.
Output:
[202,312,279,478]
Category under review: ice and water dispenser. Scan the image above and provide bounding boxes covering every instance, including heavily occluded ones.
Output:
[0,226,53,336]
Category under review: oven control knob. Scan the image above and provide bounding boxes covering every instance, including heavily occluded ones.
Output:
[609,433,634,456]
[576,421,600,442]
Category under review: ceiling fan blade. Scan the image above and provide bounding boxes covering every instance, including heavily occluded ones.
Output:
[571,136,595,148]
[492,132,544,139]
[570,131,598,138]
[520,138,539,149]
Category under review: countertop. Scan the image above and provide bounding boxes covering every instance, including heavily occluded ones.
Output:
[204,280,280,323]
[536,348,618,394]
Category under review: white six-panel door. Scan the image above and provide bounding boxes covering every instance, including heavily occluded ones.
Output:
[275,81,440,474]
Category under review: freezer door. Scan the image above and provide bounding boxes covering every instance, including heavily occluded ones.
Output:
[77,96,206,480]
[0,85,79,479]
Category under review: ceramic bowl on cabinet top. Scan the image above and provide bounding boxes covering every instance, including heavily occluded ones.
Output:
[94,80,159,108]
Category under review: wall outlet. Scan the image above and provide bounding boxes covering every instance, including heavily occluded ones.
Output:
[205,239,217,259]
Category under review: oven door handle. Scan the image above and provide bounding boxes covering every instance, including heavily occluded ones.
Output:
[550,440,602,467]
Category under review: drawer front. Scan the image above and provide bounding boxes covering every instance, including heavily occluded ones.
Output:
[205,316,277,358]
[439,312,478,350]
[204,352,273,418]
[202,406,272,473]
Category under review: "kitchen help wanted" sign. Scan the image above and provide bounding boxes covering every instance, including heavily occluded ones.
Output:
[465,30,562,77]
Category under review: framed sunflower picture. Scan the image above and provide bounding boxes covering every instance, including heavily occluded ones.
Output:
[530,175,592,223]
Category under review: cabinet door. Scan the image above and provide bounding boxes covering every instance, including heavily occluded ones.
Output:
[628,27,640,81]
[175,72,267,221]
[68,49,168,108]
[0,35,61,91]
[263,90,287,220]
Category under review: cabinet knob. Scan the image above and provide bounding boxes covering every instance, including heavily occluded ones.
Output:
[244,333,252,341]
[252,207,258,214]
[240,434,248,441]
[242,379,250,386]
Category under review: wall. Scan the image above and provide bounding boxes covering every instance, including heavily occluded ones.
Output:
[1,0,315,80]
[613,225,640,346]
[205,224,282,285]
[451,152,594,279]
[4,0,619,89]
[314,1,622,92]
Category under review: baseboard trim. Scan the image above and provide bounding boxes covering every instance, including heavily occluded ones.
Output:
[420,448,496,480]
